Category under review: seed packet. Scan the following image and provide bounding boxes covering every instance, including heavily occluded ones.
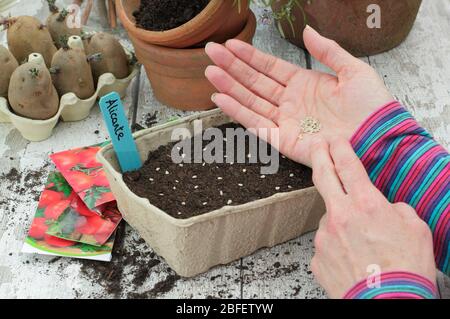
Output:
[22,233,115,262]
[22,172,120,261]
[45,191,122,247]
[50,145,115,210]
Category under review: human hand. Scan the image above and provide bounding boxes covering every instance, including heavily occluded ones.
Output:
[205,26,393,167]
[309,137,436,298]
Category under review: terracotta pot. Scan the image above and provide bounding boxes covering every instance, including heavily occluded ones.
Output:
[117,0,250,49]
[129,11,257,111]
[272,0,422,57]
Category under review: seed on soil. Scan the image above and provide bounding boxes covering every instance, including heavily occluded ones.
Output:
[165,170,169,175]
[173,186,176,190]
[122,123,313,219]
[217,177,223,180]
[156,167,160,171]
[227,199,233,205]
[159,193,164,196]
[149,178,154,182]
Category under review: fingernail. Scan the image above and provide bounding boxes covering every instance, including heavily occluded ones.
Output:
[211,93,217,103]
[205,42,215,50]
[204,65,212,77]
[225,39,234,46]
[304,24,316,33]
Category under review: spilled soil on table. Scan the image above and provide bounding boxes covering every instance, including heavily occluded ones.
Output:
[0,164,50,206]
[79,223,180,298]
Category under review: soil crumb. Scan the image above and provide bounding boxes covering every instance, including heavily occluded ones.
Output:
[133,0,210,31]
[129,274,180,299]
[143,111,158,128]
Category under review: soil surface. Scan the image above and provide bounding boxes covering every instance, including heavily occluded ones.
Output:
[133,0,210,31]
[124,123,313,219]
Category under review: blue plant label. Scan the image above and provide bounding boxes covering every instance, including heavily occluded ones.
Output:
[99,92,142,173]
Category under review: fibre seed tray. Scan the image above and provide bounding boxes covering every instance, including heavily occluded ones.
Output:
[98,109,325,277]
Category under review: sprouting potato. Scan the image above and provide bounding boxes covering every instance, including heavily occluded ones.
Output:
[8,57,59,120]
[0,45,19,97]
[50,35,95,99]
[46,0,81,49]
[2,15,57,67]
[86,32,130,84]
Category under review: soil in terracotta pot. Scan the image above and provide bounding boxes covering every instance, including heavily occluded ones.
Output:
[123,124,313,219]
[133,0,210,31]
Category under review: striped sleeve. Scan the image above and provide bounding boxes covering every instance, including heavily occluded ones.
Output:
[344,272,439,299]
[351,101,450,274]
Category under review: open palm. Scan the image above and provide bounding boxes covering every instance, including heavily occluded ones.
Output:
[205,26,393,167]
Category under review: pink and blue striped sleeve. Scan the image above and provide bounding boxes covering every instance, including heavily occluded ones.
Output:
[347,101,449,299]
[344,272,439,299]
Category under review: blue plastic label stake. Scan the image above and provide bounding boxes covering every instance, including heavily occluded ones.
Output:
[99,92,142,173]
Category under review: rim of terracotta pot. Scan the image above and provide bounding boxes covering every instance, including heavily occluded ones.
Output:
[130,11,257,68]
[116,0,245,48]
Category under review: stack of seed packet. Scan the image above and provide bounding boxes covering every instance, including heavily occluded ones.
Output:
[22,145,122,261]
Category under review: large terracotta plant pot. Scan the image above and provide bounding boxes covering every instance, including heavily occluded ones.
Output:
[128,11,257,111]
[272,0,422,56]
[117,0,250,49]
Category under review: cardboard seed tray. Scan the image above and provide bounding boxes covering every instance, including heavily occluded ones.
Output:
[98,109,325,277]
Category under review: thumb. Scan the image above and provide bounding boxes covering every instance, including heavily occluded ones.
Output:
[303,25,358,76]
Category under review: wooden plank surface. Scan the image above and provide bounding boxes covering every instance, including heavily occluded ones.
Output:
[0,0,449,298]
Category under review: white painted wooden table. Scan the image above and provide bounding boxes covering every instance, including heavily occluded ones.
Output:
[0,0,449,299]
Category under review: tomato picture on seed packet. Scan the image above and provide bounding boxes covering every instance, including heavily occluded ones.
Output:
[46,192,122,247]
[50,144,115,210]
[22,172,117,261]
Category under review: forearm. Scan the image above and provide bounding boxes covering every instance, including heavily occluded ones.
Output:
[351,101,450,275]
[341,101,448,299]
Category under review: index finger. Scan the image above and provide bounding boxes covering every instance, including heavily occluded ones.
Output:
[329,138,375,196]
[310,137,346,204]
